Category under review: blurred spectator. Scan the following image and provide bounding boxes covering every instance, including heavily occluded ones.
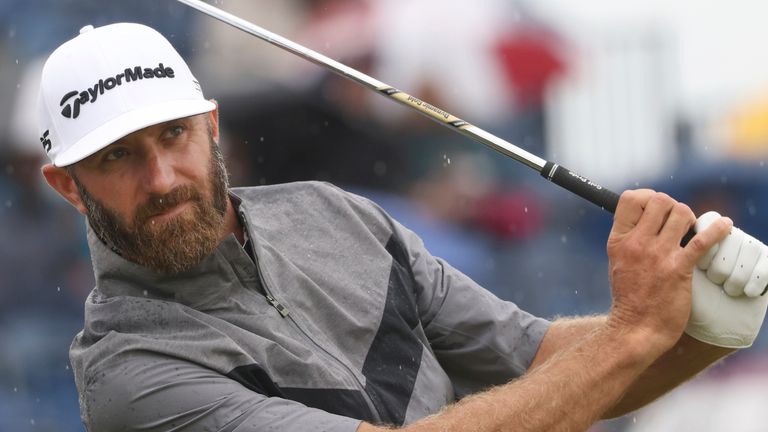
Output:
[0,58,92,316]
[0,58,93,432]
[219,86,408,191]
[191,0,313,97]
[214,0,455,195]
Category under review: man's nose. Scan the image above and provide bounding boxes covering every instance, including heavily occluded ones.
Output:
[142,149,177,195]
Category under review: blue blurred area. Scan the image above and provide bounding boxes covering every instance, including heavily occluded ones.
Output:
[0,0,197,58]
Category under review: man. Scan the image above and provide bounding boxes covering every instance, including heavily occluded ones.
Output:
[38,23,768,431]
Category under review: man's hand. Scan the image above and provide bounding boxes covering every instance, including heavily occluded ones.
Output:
[606,191,732,357]
[686,211,768,348]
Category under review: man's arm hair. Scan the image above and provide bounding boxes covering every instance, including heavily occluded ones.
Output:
[530,316,733,419]
[358,322,662,432]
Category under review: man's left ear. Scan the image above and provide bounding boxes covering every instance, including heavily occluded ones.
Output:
[41,164,88,215]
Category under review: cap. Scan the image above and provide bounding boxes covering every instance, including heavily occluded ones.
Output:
[37,23,216,167]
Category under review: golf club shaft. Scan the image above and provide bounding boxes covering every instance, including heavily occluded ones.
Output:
[175,0,669,226]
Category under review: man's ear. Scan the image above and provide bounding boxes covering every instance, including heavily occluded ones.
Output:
[207,99,220,143]
[41,164,88,215]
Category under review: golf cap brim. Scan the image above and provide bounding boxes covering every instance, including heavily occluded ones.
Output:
[54,99,216,166]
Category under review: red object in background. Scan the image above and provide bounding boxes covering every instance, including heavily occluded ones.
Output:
[494,29,566,109]
[473,189,544,240]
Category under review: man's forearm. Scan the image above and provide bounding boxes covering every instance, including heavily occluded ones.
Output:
[530,316,734,419]
[358,325,662,432]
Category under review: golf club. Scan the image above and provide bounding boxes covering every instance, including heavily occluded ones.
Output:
[176,0,695,242]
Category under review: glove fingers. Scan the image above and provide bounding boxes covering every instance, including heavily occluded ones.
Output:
[745,246,768,297]
[724,235,762,296]
[707,227,744,285]
[695,211,722,270]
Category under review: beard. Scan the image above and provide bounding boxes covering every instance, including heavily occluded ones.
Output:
[72,137,230,275]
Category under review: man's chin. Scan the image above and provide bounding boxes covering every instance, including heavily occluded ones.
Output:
[128,204,224,275]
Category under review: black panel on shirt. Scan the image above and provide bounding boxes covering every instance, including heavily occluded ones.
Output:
[227,363,375,421]
[360,235,424,425]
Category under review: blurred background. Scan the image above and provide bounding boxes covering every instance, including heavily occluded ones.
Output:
[3,0,768,430]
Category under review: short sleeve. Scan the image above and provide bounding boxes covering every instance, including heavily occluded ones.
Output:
[338,187,551,398]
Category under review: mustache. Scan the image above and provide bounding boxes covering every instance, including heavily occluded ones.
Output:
[134,185,201,226]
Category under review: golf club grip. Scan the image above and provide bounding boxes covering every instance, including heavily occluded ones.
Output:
[541,162,696,245]
[541,162,620,212]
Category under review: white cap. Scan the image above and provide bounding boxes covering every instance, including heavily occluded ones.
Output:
[37,23,216,166]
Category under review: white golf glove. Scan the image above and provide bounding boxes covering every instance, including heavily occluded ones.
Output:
[685,211,768,348]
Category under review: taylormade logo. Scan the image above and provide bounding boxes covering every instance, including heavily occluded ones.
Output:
[60,63,175,119]
[40,130,51,153]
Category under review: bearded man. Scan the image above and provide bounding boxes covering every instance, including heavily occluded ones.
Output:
[38,23,768,432]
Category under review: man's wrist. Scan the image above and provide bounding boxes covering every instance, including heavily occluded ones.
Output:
[600,318,676,368]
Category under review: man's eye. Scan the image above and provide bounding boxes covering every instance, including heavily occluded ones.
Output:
[104,148,128,161]
[165,125,184,139]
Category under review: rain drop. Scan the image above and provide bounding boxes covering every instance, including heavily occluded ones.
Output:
[13,387,17,392]
[560,235,568,244]
[5,200,12,208]
[669,175,674,181]
[524,207,528,213]
[260,137,264,142]
[57,286,61,293]
[373,161,387,177]
[30,419,35,425]
[761,161,765,167]
[748,200,757,216]
[15,59,18,64]
[143,290,148,296]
